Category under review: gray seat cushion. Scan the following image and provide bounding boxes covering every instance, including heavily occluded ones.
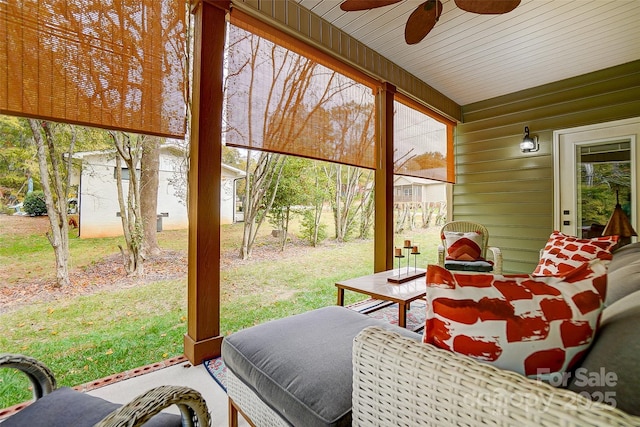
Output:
[2,387,181,427]
[222,305,421,427]
[567,290,640,415]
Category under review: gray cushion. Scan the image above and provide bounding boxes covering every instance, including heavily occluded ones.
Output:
[567,290,640,415]
[2,387,181,427]
[444,259,493,272]
[605,242,640,306]
[222,306,421,427]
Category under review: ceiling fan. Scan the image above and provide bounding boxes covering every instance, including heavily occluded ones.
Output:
[340,0,521,45]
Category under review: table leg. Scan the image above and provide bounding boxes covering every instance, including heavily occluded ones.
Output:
[398,302,407,328]
[336,287,345,306]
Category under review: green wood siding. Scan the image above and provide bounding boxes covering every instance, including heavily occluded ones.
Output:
[456,60,640,273]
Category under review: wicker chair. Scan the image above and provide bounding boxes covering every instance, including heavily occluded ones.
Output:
[437,220,503,274]
[0,353,211,427]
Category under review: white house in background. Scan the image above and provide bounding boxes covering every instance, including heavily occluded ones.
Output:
[71,146,245,238]
[393,175,446,205]
[393,175,448,228]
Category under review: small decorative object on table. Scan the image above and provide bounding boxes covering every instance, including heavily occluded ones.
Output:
[388,239,426,283]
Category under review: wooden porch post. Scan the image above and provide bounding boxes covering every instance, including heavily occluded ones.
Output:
[374,82,396,272]
[183,0,230,365]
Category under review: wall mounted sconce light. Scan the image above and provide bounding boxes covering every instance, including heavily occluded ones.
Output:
[520,126,539,153]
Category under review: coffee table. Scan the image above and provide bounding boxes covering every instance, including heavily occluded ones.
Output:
[335,268,427,329]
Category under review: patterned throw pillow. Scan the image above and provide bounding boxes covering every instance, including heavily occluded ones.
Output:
[423,260,607,378]
[444,231,483,261]
[532,231,618,277]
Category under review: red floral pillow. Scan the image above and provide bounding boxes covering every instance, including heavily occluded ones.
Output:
[444,231,483,261]
[532,231,618,277]
[423,260,607,378]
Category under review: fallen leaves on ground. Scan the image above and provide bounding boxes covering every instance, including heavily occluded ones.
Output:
[0,250,187,314]
[0,215,326,314]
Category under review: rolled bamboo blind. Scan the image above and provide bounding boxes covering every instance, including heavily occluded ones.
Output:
[225,11,454,177]
[224,20,376,170]
[394,94,455,183]
[0,0,187,138]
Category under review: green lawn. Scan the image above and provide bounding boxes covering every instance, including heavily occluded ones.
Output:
[0,216,440,407]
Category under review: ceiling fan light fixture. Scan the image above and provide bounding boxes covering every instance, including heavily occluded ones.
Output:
[520,126,539,153]
[341,0,521,44]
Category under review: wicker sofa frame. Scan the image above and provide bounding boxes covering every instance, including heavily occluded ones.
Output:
[0,353,211,426]
[351,327,639,427]
[227,369,288,427]
[225,326,639,427]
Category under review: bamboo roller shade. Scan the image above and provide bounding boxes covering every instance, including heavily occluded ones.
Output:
[0,0,187,139]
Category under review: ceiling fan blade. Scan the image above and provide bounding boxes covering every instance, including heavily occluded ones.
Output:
[340,0,402,12]
[404,0,442,45]
[454,0,520,14]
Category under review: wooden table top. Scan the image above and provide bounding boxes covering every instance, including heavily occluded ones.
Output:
[335,268,427,304]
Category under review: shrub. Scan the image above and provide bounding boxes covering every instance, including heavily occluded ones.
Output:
[300,209,327,246]
[23,191,47,216]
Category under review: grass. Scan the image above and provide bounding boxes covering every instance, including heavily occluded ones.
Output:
[0,278,188,407]
[0,229,137,284]
[0,214,440,407]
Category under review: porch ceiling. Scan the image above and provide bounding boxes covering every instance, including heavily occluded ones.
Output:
[297,0,640,106]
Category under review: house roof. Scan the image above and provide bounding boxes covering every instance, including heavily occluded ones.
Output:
[394,175,443,186]
[72,147,246,178]
[296,0,640,106]
[221,163,246,178]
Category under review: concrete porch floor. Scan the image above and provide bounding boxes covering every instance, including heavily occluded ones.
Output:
[85,358,249,427]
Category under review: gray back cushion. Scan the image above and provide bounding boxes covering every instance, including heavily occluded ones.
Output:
[567,290,640,415]
[605,242,640,307]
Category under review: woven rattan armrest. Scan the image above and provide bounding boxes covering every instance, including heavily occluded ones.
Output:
[352,327,640,427]
[0,353,57,400]
[1,353,211,426]
[95,385,211,427]
[486,245,503,273]
[437,244,445,267]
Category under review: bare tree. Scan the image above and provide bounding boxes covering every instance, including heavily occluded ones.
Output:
[28,120,75,287]
[328,164,374,242]
[140,137,161,257]
[303,162,330,246]
[110,131,144,276]
[326,102,375,242]
[395,203,408,233]
[359,184,375,239]
[240,151,286,259]
[226,29,361,259]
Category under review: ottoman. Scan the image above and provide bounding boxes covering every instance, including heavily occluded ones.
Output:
[222,305,421,427]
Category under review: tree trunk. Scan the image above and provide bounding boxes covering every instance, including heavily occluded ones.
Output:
[240,152,286,259]
[396,204,408,233]
[331,164,366,242]
[28,119,70,287]
[279,206,290,251]
[140,136,161,257]
[359,182,375,239]
[312,184,324,247]
[111,131,144,276]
